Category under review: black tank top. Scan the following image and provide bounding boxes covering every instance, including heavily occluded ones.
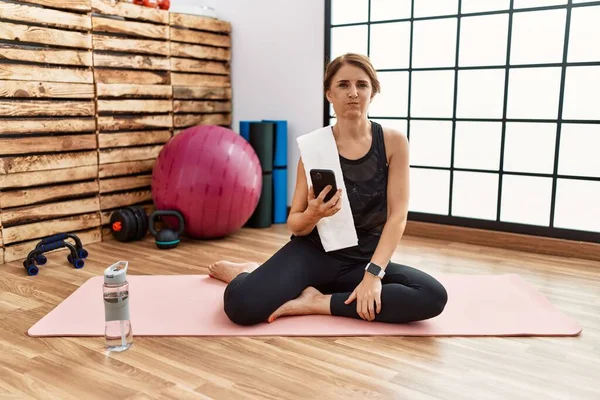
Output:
[305,121,389,263]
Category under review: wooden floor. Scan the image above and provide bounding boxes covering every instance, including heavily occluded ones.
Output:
[0,224,599,399]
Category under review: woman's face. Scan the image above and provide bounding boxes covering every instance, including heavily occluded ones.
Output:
[326,64,374,120]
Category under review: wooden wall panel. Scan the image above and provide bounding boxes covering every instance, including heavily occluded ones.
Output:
[91,0,171,238]
[0,2,234,264]
[12,0,91,12]
[0,0,101,261]
[0,222,4,264]
[169,12,232,132]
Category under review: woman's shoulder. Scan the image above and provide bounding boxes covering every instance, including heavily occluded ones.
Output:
[377,123,409,162]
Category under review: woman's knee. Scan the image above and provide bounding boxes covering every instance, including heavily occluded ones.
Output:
[223,282,271,326]
[224,295,268,326]
[426,280,448,317]
[383,280,448,323]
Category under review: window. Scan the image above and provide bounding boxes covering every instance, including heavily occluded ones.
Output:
[325,0,600,243]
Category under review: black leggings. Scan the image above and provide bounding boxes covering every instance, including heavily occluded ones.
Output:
[223,236,448,326]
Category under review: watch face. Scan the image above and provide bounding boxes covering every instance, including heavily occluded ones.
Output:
[368,263,382,274]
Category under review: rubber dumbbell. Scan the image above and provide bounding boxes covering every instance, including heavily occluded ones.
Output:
[110,206,149,242]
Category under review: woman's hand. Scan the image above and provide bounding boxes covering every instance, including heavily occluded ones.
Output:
[304,185,342,220]
[344,273,382,321]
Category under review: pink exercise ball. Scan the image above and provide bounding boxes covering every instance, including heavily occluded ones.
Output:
[151,125,262,238]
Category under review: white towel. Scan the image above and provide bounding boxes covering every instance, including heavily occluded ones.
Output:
[296,125,358,252]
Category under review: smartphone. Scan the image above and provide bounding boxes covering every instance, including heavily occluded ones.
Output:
[310,169,338,203]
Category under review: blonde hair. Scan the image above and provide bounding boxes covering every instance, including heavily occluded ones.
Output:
[323,53,380,95]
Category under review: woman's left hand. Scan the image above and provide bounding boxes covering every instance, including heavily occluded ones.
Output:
[344,273,382,321]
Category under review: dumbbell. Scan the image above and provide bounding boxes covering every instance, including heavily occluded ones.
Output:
[110,206,149,242]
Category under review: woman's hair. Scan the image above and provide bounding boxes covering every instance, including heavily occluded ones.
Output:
[323,53,380,95]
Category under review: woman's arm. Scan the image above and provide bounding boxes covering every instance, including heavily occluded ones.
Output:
[287,157,344,236]
[368,128,411,270]
[287,157,320,236]
[344,128,410,320]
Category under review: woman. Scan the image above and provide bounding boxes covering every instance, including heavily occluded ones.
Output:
[208,53,448,325]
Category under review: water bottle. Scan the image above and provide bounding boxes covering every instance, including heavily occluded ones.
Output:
[103,261,133,352]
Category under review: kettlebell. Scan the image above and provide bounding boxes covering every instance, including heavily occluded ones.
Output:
[148,210,185,249]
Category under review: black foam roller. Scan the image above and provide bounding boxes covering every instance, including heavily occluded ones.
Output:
[249,122,275,172]
[247,173,273,228]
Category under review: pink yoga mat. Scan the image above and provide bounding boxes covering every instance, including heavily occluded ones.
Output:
[27,274,581,337]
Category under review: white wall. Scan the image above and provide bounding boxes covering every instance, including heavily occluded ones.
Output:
[193,0,326,205]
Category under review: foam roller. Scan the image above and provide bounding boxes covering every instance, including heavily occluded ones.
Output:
[249,122,275,173]
[239,120,259,142]
[262,120,288,167]
[273,167,287,223]
[247,173,273,228]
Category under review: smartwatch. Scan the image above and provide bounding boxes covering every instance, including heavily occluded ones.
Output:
[365,262,385,279]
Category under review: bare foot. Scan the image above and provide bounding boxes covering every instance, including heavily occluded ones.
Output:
[208,260,259,284]
[268,287,330,323]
